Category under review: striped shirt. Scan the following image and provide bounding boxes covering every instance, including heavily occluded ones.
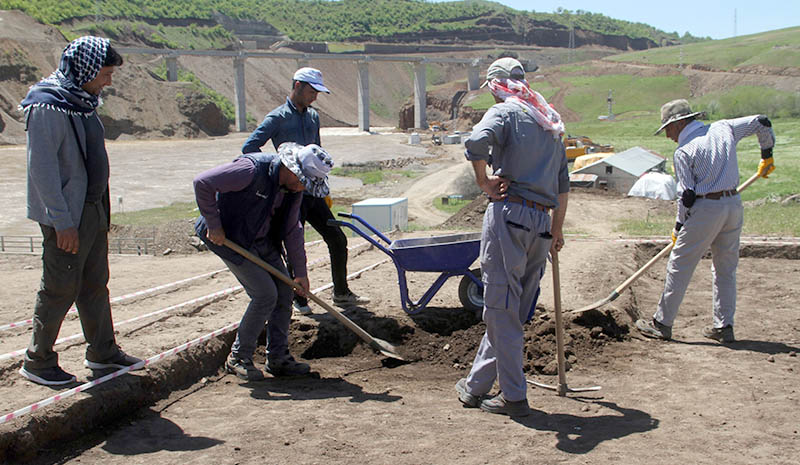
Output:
[673,116,775,224]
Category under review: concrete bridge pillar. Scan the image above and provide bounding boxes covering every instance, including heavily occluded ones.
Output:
[413,62,427,129]
[295,57,310,70]
[357,61,370,132]
[165,56,178,82]
[233,57,247,132]
[467,60,481,91]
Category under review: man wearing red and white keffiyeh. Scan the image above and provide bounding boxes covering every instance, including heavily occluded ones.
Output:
[486,77,565,139]
[456,57,570,418]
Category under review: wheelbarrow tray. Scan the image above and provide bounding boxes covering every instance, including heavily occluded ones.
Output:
[389,232,481,272]
[329,213,483,314]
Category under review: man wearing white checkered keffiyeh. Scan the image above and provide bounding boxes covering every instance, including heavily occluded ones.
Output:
[18,37,143,387]
[20,36,119,115]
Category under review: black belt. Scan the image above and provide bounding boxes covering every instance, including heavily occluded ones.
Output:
[697,189,738,200]
[504,195,550,212]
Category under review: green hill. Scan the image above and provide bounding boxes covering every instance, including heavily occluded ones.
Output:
[608,26,800,71]
[0,0,704,47]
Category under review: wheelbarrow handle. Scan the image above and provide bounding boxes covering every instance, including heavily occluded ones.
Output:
[336,212,393,245]
[328,218,395,257]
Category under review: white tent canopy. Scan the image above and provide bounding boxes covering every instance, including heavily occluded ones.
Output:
[627,172,678,201]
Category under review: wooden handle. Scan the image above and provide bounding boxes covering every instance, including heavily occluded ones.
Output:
[223,239,379,346]
[614,171,761,295]
[551,251,568,394]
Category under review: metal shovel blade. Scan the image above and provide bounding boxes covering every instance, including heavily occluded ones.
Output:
[570,292,619,314]
[223,239,405,361]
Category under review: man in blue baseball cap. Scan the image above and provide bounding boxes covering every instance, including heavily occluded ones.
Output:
[242,67,369,315]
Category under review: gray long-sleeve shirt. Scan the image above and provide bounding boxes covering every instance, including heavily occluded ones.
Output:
[464,101,569,208]
[26,106,104,231]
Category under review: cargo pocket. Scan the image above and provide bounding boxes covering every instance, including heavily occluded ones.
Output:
[483,282,510,311]
[42,245,80,293]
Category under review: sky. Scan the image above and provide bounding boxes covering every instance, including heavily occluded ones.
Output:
[434,1,800,40]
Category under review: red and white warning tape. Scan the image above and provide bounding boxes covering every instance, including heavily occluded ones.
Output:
[0,258,390,425]
[0,286,243,361]
[0,322,240,425]
[309,259,389,295]
[0,234,383,333]
[306,239,371,269]
[0,268,228,332]
[564,235,800,246]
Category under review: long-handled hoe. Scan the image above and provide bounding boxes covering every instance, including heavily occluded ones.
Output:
[528,250,601,396]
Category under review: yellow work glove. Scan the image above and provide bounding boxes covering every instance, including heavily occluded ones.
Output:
[758,156,775,178]
[671,222,682,246]
[324,195,333,209]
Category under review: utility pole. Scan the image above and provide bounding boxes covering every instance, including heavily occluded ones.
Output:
[568,23,575,62]
[734,8,738,37]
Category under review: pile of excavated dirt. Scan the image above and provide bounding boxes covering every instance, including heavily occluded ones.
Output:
[109,220,200,256]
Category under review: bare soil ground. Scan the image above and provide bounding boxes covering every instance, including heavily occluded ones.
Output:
[0,133,798,464]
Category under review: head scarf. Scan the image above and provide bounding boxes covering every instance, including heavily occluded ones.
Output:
[19,36,110,117]
[278,142,334,198]
[487,78,565,139]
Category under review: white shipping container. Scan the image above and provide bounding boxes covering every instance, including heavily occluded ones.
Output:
[351,198,408,232]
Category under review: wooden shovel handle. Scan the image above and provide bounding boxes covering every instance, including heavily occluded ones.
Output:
[613,170,761,296]
[223,239,379,346]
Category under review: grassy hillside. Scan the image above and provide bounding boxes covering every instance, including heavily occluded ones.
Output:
[0,0,701,46]
[549,63,800,235]
[607,26,800,71]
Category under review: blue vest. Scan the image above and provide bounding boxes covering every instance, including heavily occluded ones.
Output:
[194,153,300,264]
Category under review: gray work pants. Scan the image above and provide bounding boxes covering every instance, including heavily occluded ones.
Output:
[222,238,294,362]
[654,195,743,328]
[465,200,552,402]
[25,201,118,369]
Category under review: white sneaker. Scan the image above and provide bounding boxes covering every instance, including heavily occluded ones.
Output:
[293,301,312,315]
[333,291,370,306]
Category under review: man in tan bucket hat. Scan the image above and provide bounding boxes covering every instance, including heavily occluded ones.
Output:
[636,99,776,343]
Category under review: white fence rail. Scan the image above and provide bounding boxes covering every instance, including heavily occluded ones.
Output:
[0,235,155,255]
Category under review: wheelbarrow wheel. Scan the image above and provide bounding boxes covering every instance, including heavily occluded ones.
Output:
[458,268,483,317]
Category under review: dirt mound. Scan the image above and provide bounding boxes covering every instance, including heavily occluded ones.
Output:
[176,91,230,137]
[0,333,234,463]
[109,219,200,255]
[439,195,488,230]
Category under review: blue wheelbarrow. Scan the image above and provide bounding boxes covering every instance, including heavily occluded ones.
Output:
[328,213,484,315]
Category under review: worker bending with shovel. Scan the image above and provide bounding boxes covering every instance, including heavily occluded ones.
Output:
[193,143,333,380]
[455,57,569,417]
[636,99,776,343]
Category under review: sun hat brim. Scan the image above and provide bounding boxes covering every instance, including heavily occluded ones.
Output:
[654,111,703,135]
